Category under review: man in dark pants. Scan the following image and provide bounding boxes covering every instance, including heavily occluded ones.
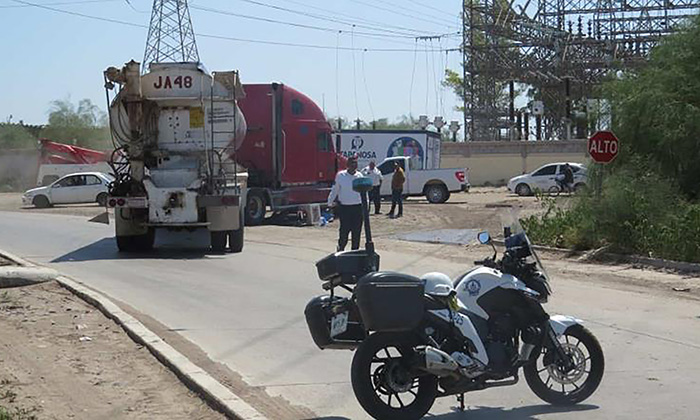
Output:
[327,156,364,251]
[563,163,575,193]
[388,162,405,219]
[361,160,383,214]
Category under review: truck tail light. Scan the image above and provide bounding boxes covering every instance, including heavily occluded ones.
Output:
[117,198,126,206]
[108,199,117,207]
[455,171,466,183]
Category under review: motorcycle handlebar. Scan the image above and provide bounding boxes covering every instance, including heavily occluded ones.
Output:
[474,258,497,268]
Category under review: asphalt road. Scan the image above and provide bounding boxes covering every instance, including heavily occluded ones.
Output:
[1,210,699,419]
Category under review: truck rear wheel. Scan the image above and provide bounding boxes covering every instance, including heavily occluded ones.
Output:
[245,191,266,226]
[228,211,245,253]
[210,231,228,253]
[228,227,244,253]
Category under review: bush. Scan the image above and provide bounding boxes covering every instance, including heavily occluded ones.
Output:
[522,162,700,262]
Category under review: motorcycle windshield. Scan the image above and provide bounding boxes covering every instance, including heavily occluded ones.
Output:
[500,210,553,294]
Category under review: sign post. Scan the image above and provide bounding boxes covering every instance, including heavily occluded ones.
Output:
[588,130,620,197]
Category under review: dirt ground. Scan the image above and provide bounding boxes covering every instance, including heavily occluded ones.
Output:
[0,187,547,236]
[0,280,225,420]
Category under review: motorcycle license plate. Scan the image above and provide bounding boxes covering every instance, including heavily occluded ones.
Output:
[330,311,349,338]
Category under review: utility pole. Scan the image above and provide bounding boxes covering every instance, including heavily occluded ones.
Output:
[143,0,200,71]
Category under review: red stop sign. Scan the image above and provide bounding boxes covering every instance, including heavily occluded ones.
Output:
[588,131,619,164]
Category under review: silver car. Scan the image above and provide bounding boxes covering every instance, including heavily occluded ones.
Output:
[507,163,587,196]
[22,172,114,208]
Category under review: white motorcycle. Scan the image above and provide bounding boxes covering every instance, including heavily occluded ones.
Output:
[305,178,604,419]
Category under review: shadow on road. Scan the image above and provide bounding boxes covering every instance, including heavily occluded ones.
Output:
[428,403,599,419]
[304,403,597,420]
[49,237,212,263]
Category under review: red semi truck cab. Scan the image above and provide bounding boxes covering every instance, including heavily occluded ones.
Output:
[236,83,344,225]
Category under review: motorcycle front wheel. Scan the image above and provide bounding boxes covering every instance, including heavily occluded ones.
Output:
[524,324,604,405]
[351,332,438,420]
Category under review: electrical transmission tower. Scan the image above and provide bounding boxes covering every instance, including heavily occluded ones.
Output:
[461,0,700,141]
[143,0,200,70]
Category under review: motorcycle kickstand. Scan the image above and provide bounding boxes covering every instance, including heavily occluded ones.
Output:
[456,393,465,411]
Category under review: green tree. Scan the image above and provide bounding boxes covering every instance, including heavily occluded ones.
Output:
[39,98,111,150]
[0,123,37,149]
[606,14,700,199]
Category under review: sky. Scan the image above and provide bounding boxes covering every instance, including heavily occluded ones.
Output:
[0,0,465,133]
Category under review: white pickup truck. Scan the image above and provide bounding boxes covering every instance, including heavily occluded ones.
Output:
[376,156,469,203]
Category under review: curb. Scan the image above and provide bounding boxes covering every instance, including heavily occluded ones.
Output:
[0,249,268,420]
[0,267,58,288]
[0,250,37,267]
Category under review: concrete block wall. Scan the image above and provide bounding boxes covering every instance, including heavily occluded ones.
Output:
[441,140,589,186]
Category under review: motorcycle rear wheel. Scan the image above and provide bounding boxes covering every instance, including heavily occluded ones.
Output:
[524,325,604,405]
[351,332,438,420]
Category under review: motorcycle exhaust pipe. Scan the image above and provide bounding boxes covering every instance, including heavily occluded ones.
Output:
[420,346,460,377]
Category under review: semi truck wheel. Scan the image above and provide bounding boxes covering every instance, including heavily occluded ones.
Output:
[228,211,245,253]
[245,191,266,226]
[210,231,228,253]
[228,226,244,253]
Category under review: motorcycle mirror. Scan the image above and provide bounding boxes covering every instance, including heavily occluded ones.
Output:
[477,231,491,244]
[352,177,373,194]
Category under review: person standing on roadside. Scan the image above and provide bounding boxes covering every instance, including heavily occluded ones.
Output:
[563,163,575,193]
[387,161,405,219]
[361,160,383,215]
[327,155,364,251]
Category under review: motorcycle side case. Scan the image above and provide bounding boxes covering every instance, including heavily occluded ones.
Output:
[304,295,366,350]
[355,271,424,332]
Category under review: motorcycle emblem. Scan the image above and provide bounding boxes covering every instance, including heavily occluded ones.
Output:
[465,279,481,296]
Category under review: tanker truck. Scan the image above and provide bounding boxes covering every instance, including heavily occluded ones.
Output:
[103,60,247,253]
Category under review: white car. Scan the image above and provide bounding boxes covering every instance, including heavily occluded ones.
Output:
[507,163,587,196]
[22,172,114,208]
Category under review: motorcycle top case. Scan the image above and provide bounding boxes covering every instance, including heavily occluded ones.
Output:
[355,271,425,332]
[316,250,380,284]
[304,295,366,350]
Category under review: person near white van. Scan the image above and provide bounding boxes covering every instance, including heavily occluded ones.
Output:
[328,155,364,251]
[361,161,383,215]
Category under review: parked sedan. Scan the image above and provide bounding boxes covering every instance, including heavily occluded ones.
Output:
[22,172,114,208]
[507,163,587,196]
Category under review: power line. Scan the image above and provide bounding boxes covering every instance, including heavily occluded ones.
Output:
[280,0,437,37]
[346,0,458,30]
[1,0,118,8]
[351,27,360,122]
[405,0,456,19]
[123,0,146,13]
[12,0,460,52]
[409,40,418,117]
[361,50,375,123]
[369,0,455,23]
[335,32,341,118]
[190,4,421,46]
[233,0,429,38]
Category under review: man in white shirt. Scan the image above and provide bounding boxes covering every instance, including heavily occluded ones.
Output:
[361,160,383,215]
[327,155,364,251]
